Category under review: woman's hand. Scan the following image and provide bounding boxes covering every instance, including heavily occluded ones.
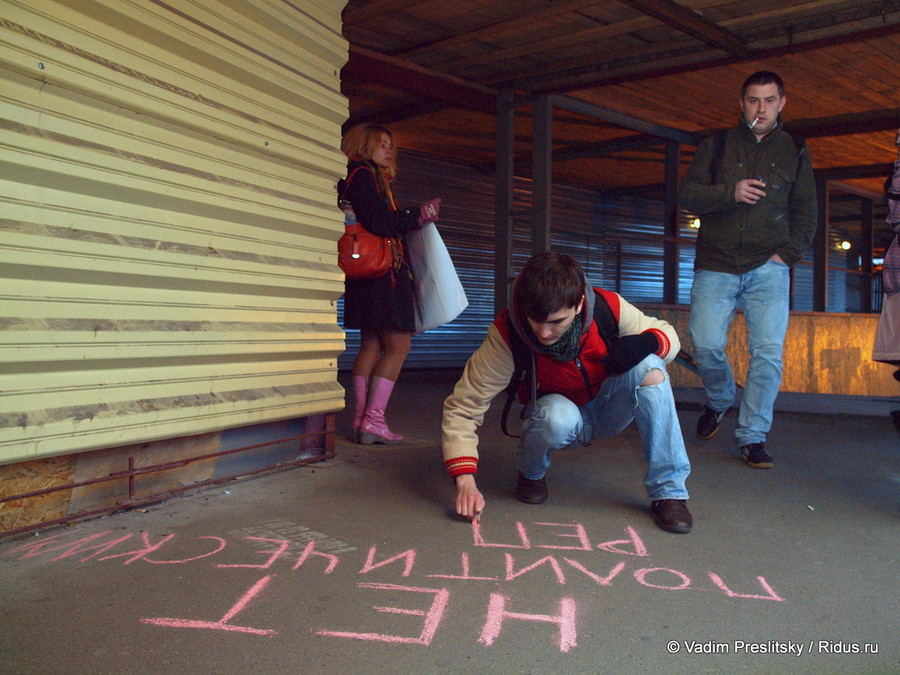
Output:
[419,197,441,225]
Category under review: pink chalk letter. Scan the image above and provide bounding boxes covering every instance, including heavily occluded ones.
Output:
[479,593,577,653]
[316,583,449,645]
[534,522,592,551]
[358,547,417,577]
[633,567,692,590]
[504,554,567,584]
[292,539,340,574]
[142,575,277,635]
[144,536,227,564]
[563,559,627,586]
[596,526,649,556]
[472,521,531,549]
[707,573,785,601]
[426,552,498,581]
[10,531,118,561]
[97,533,176,565]
[217,537,290,569]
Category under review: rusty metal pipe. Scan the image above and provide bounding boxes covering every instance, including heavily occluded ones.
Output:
[0,424,336,540]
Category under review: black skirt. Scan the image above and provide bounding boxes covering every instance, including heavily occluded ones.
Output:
[343,261,416,332]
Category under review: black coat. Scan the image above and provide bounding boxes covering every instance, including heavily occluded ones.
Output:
[338,160,419,331]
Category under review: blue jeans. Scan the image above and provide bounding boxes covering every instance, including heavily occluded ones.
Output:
[689,260,790,446]
[516,355,690,500]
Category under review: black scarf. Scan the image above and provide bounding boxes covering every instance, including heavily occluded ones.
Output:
[532,314,583,362]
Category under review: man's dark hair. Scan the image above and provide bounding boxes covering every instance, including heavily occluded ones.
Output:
[741,71,784,98]
[514,252,585,321]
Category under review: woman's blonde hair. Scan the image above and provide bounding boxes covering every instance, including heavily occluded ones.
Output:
[341,123,397,177]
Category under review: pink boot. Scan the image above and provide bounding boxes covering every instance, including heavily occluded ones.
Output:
[358,376,403,445]
[352,375,368,443]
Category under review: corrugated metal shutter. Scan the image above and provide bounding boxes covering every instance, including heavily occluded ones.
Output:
[339,152,699,370]
[0,0,348,464]
[337,154,498,370]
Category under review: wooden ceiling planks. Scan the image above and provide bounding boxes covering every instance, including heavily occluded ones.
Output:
[340,0,900,195]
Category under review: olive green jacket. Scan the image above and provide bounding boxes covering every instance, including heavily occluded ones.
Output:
[679,116,818,274]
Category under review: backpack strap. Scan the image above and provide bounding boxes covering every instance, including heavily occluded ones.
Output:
[499,289,618,438]
[500,315,534,438]
[591,290,618,344]
[707,129,728,183]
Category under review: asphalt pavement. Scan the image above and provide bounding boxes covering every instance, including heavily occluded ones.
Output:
[1,369,897,674]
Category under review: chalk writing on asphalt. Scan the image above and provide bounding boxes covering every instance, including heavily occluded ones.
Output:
[3,519,784,653]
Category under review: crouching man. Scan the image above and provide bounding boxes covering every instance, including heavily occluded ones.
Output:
[441,253,693,533]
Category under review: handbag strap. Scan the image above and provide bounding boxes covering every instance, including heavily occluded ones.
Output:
[340,164,397,211]
[340,164,404,274]
[339,166,371,203]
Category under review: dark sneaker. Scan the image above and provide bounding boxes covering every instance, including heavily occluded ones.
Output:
[516,472,548,504]
[741,443,773,469]
[696,406,727,439]
[650,499,693,534]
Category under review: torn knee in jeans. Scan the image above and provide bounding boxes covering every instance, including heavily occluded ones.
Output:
[641,368,665,387]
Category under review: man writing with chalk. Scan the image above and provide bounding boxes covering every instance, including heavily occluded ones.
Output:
[439,253,692,533]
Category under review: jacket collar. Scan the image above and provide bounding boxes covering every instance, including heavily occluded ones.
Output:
[739,113,784,142]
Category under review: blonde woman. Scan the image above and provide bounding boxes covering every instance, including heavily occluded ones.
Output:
[338,123,440,444]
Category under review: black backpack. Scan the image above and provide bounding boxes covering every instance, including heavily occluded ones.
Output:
[500,290,618,437]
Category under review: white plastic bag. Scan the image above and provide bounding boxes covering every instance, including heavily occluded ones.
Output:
[406,222,468,333]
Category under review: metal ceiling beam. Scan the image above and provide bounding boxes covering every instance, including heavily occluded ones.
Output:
[617,0,752,58]
[344,101,451,130]
[531,95,554,256]
[495,89,516,314]
[342,0,428,26]
[393,0,600,57]
[683,110,900,149]
[342,45,497,114]
[814,163,894,180]
[548,135,664,164]
[530,19,900,94]
[550,95,701,145]
[787,109,900,139]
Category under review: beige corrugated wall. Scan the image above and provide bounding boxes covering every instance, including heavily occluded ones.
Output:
[0,0,348,464]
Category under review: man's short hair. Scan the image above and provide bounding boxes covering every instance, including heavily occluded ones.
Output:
[741,71,784,98]
[514,252,586,321]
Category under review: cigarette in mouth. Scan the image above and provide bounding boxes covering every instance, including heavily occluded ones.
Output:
[749,117,759,129]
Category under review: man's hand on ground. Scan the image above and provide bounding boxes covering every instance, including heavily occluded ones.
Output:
[455,474,485,523]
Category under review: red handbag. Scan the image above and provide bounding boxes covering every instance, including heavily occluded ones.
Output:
[338,222,395,280]
[337,166,397,280]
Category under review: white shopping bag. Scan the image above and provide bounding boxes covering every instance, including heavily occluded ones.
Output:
[406,222,468,333]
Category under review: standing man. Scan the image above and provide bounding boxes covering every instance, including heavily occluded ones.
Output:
[441,253,693,533]
[680,71,817,469]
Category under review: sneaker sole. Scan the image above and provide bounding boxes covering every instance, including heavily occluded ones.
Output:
[746,460,773,469]
[696,426,720,440]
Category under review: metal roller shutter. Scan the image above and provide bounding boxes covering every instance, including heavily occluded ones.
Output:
[0,0,348,463]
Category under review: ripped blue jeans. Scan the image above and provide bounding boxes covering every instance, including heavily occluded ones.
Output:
[516,354,691,500]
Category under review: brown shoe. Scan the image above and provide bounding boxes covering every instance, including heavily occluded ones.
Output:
[516,472,548,504]
[650,499,693,534]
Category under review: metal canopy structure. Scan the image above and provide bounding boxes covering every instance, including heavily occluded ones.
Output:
[341,0,899,310]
